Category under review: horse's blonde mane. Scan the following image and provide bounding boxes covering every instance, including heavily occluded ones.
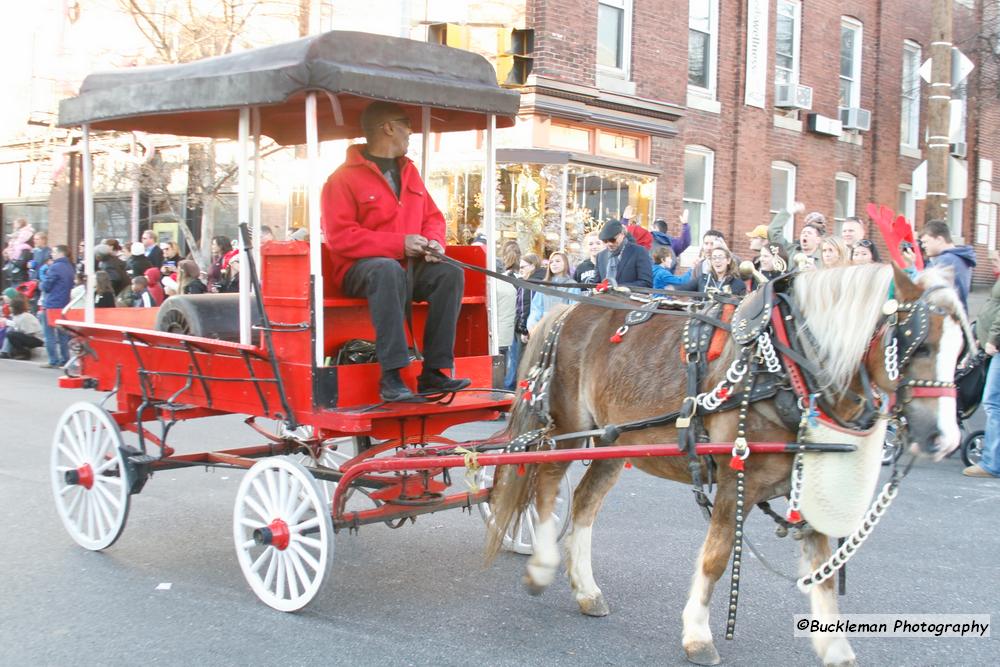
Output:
[792,264,894,395]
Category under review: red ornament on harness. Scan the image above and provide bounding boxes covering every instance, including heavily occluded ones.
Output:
[786,509,803,524]
[594,279,611,293]
[610,325,629,344]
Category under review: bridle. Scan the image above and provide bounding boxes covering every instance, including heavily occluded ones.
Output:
[876,284,960,408]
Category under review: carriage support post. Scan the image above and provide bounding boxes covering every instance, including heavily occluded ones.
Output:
[484,113,499,356]
[81,123,95,324]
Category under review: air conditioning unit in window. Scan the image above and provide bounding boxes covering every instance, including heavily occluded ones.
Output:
[839,107,872,132]
[774,84,813,110]
[950,141,968,158]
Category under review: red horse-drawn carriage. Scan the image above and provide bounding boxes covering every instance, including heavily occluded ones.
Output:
[51,34,969,667]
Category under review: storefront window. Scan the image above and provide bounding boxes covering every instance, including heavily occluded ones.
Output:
[427,160,655,263]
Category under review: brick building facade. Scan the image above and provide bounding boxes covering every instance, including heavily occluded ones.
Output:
[514,0,998,281]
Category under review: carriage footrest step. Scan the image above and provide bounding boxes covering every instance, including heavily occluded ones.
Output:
[127,454,160,466]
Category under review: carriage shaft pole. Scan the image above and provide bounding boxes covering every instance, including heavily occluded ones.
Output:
[342,442,854,476]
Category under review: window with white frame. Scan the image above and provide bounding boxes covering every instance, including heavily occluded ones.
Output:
[771,161,797,237]
[900,41,921,148]
[597,0,633,79]
[775,0,801,86]
[839,18,863,109]
[834,173,857,229]
[898,185,916,224]
[688,0,719,96]
[683,146,714,241]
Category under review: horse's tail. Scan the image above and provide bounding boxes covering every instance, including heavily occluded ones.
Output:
[484,304,571,563]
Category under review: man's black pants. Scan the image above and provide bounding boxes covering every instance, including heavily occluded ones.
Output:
[342,257,464,372]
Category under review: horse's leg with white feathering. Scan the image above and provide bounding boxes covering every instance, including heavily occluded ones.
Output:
[681,491,735,666]
[800,531,856,667]
[522,459,573,595]
[563,457,626,617]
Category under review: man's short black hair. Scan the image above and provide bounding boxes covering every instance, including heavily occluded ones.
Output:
[360,101,408,141]
[921,219,952,243]
[653,219,668,233]
[703,229,725,240]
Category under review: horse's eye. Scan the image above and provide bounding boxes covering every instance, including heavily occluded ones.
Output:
[913,344,932,358]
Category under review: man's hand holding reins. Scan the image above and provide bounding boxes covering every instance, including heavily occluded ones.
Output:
[404,234,429,258]
[423,239,444,263]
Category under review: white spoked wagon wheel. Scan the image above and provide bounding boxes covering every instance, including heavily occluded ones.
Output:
[50,402,131,551]
[233,458,334,612]
[477,465,572,555]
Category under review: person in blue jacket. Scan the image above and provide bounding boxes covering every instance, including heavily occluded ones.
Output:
[595,220,653,288]
[919,219,976,315]
[38,244,74,368]
[652,246,692,289]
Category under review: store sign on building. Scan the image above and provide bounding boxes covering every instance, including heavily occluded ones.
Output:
[744,0,769,108]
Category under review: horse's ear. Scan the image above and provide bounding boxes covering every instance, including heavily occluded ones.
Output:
[891,263,921,301]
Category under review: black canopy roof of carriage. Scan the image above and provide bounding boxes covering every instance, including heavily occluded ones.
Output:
[58,30,521,145]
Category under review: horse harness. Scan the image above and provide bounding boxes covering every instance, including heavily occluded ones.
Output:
[506,265,960,640]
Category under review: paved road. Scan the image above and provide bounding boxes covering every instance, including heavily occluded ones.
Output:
[1,359,996,666]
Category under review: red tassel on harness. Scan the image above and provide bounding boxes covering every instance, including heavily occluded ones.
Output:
[516,463,526,477]
[624,461,633,469]
[522,390,533,401]
[717,387,730,400]
[518,380,529,389]
[610,333,623,343]
[595,279,610,293]
[787,509,802,524]
[729,456,745,471]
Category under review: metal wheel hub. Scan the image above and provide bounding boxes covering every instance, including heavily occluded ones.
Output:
[65,463,95,489]
[254,519,291,550]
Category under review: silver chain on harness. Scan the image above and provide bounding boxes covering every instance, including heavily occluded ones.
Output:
[698,357,749,411]
[884,337,900,382]
[757,331,783,374]
[797,478,901,592]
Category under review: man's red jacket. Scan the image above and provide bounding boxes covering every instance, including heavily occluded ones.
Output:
[321,144,446,288]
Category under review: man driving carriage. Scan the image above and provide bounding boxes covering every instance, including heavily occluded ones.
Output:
[321,101,471,403]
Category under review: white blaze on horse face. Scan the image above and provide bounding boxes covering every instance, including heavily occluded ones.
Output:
[933,316,963,459]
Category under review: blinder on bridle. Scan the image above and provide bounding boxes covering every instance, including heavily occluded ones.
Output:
[881,284,962,403]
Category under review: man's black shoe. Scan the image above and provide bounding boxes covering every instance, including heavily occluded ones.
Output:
[379,369,424,403]
[417,369,472,394]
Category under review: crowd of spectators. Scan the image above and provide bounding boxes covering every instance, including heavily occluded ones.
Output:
[1,219,282,366]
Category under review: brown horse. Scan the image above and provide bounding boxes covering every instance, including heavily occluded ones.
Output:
[486,263,969,667]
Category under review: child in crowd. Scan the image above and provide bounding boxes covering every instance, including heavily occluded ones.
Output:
[651,246,692,290]
[130,276,155,307]
[0,293,44,359]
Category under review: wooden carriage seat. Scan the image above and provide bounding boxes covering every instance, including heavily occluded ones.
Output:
[260,241,491,405]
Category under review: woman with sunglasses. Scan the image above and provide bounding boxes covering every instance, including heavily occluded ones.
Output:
[851,239,881,264]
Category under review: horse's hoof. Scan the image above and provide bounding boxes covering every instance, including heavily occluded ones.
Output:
[824,661,856,667]
[684,642,721,666]
[578,594,610,617]
[522,573,547,596]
